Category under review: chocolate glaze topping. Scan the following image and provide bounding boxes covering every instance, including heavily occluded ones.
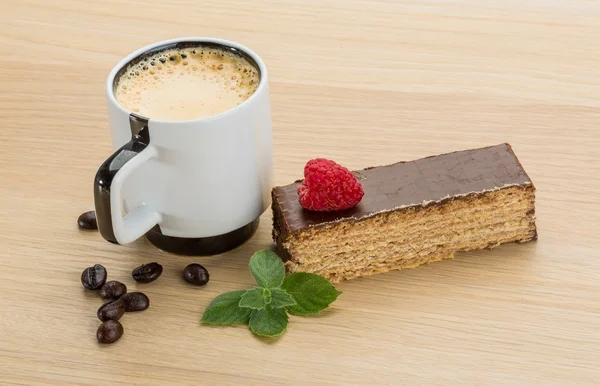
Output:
[272,143,533,234]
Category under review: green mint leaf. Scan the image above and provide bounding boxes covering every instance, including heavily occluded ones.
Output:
[269,288,296,308]
[249,306,288,337]
[281,273,342,316]
[201,290,252,325]
[239,287,266,310]
[249,250,285,289]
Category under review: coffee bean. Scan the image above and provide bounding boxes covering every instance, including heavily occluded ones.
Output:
[100,281,127,299]
[120,292,149,312]
[96,320,124,344]
[97,299,125,322]
[77,211,97,230]
[81,264,107,290]
[132,262,163,283]
[183,263,209,286]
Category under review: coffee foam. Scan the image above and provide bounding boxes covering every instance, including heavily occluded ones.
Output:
[114,45,260,121]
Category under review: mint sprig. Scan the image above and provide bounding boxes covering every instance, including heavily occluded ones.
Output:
[201,250,342,338]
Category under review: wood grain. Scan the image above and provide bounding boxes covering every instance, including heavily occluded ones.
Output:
[1,0,599,384]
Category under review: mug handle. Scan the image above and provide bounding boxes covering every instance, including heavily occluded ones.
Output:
[94,125,162,244]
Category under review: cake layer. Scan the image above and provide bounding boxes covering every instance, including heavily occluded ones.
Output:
[284,185,536,281]
[285,187,534,261]
[272,143,537,282]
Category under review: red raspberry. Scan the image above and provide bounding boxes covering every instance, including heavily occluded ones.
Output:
[297,158,364,211]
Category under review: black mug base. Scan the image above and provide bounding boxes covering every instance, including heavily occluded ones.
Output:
[145,218,260,256]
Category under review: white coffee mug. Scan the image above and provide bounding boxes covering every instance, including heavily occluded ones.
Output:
[94,37,272,255]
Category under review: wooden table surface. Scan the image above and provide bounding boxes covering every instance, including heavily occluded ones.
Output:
[1,0,599,384]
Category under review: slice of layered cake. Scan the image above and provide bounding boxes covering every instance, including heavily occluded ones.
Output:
[272,143,537,282]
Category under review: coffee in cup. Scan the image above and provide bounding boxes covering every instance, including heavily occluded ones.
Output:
[114,45,260,121]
